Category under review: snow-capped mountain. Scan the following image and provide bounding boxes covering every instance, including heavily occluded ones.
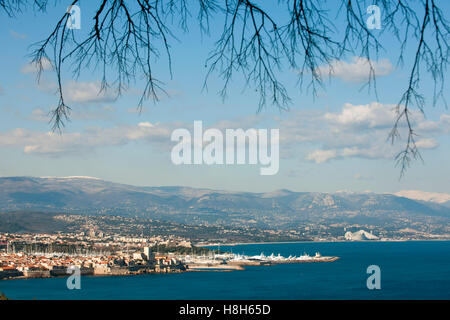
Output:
[395,190,450,207]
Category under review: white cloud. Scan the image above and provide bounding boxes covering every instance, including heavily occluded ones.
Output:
[415,138,439,149]
[64,81,116,104]
[279,102,450,164]
[0,122,175,156]
[34,80,117,104]
[71,105,117,121]
[9,30,27,40]
[324,102,394,128]
[29,108,50,123]
[306,149,337,164]
[2,102,449,163]
[21,57,53,74]
[316,57,393,83]
[138,122,154,128]
[29,105,117,123]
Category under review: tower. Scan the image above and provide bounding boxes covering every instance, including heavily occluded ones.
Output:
[143,247,154,261]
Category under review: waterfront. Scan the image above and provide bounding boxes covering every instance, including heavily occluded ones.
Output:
[1,241,450,299]
[0,231,339,280]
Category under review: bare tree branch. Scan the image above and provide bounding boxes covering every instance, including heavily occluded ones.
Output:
[1,0,449,175]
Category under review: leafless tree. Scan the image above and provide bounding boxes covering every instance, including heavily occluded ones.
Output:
[1,0,449,175]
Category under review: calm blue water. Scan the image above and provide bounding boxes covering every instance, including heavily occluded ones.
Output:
[1,241,449,299]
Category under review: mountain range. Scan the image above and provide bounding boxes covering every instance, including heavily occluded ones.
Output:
[0,176,449,229]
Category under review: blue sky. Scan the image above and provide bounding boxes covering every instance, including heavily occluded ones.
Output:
[0,1,449,193]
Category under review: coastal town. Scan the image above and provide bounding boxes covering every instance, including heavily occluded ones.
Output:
[0,231,339,280]
[1,210,446,281]
[0,230,191,280]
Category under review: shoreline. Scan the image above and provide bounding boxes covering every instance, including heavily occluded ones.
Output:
[1,257,340,281]
[0,269,187,281]
[197,239,450,247]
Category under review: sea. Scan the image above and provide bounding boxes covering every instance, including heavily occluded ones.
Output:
[1,241,449,300]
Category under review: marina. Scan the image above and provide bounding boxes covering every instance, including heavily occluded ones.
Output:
[184,252,339,270]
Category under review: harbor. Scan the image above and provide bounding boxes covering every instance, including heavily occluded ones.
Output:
[183,252,339,270]
[1,248,339,280]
